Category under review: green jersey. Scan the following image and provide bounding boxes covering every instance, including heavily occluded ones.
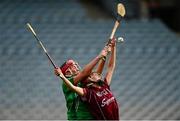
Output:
[62,77,94,120]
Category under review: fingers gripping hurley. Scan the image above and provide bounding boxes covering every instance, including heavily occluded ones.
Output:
[110,3,126,39]
[26,23,57,69]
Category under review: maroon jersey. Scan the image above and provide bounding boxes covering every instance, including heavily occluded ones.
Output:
[82,79,119,120]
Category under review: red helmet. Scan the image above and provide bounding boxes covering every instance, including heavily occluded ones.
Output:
[60,59,74,75]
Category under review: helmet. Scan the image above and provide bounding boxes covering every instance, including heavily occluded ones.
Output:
[60,59,80,77]
[60,59,74,75]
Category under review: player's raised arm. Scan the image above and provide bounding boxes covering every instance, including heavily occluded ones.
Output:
[105,38,116,85]
[73,48,108,85]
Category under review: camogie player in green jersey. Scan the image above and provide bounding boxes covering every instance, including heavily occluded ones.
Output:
[55,46,109,120]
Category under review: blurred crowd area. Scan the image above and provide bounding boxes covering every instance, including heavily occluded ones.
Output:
[0,0,180,120]
[80,0,180,33]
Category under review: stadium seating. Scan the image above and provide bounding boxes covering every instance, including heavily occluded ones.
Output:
[0,0,180,120]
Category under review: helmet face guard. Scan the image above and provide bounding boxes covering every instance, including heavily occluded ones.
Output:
[64,68,73,78]
[60,59,80,78]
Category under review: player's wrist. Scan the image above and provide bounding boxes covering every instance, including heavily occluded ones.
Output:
[102,56,106,61]
[97,54,106,60]
[59,74,65,79]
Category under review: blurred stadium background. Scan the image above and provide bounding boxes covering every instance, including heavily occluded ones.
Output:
[0,0,180,120]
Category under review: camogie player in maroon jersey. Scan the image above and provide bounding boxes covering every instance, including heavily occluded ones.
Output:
[55,38,119,120]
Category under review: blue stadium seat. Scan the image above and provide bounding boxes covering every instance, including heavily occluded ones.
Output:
[0,0,180,120]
